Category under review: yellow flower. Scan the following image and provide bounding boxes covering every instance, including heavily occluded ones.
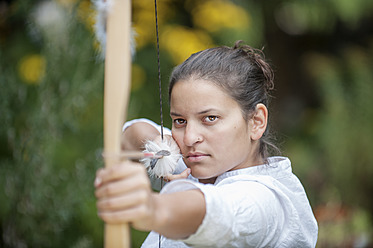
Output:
[161,25,213,64]
[133,0,174,49]
[192,0,250,33]
[18,54,46,84]
[132,11,156,49]
[77,0,96,32]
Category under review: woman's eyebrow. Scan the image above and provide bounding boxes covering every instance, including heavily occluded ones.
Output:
[170,111,181,117]
[197,108,217,115]
[170,109,217,117]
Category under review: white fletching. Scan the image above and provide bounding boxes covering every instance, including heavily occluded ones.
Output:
[141,138,182,178]
[93,0,136,58]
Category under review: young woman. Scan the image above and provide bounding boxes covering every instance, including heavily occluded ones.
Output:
[95,41,318,247]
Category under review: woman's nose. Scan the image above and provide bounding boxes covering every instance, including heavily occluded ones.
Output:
[183,123,203,147]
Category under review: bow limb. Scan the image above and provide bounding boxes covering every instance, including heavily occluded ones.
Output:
[103,0,132,247]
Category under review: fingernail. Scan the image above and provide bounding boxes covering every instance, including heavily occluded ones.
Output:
[94,177,102,187]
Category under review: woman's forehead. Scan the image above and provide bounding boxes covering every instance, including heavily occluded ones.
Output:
[171,79,230,98]
[170,79,239,114]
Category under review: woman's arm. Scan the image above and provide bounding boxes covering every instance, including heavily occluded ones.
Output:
[121,122,160,151]
[95,161,205,239]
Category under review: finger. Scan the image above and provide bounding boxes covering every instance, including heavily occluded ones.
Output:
[95,171,150,198]
[95,161,145,188]
[98,204,150,225]
[97,188,149,212]
[94,168,105,187]
[165,168,191,182]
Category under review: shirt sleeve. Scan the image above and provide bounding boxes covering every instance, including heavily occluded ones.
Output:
[161,179,285,248]
[122,118,172,135]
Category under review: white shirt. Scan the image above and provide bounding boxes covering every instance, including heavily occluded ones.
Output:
[123,119,318,247]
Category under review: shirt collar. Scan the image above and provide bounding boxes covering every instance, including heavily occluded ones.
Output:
[214,156,291,185]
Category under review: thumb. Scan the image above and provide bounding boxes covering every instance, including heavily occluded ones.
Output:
[164,168,191,182]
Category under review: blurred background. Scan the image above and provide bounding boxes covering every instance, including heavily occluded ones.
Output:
[1,0,373,247]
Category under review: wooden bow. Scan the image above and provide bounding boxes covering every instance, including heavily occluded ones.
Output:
[103,0,132,247]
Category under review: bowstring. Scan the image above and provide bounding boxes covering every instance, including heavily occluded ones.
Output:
[154,0,164,247]
[154,0,164,141]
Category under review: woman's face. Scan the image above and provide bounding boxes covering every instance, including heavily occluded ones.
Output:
[170,79,261,181]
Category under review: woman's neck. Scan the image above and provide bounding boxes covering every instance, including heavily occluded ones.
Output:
[198,177,217,184]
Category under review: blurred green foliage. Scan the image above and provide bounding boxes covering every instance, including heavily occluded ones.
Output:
[0,0,373,247]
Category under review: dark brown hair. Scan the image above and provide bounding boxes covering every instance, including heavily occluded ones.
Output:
[169,41,279,160]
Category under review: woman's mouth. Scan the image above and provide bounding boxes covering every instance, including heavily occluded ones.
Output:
[186,152,210,162]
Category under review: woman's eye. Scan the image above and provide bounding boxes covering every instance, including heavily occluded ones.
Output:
[173,118,186,126]
[204,116,218,123]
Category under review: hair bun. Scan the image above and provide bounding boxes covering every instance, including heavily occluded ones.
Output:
[233,40,275,93]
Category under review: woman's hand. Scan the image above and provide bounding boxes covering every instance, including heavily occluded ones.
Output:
[164,168,191,182]
[97,122,204,237]
[95,161,157,231]
[95,160,205,239]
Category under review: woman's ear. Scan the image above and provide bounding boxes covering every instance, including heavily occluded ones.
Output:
[250,103,268,141]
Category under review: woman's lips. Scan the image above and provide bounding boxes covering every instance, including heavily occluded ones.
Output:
[186,152,210,162]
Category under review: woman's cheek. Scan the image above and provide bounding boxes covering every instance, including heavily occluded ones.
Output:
[172,132,184,149]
